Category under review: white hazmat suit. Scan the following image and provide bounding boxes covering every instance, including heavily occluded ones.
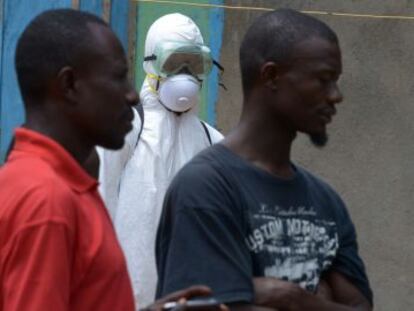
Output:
[97,13,223,308]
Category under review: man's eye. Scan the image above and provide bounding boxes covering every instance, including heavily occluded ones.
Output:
[116,73,127,80]
[114,69,128,79]
[318,75,332,83]
[319,75,339,86]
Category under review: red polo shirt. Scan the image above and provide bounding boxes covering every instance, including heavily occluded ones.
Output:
[0,128,135,311]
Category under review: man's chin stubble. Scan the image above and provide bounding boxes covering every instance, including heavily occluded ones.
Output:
[309,132,328,148]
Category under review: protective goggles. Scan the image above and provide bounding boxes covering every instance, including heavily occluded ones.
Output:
[144,41,223,79]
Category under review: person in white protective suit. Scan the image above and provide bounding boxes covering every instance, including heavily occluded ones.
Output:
[97,13,224,308]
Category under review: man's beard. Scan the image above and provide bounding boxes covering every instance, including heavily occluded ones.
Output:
[309,132,328,148]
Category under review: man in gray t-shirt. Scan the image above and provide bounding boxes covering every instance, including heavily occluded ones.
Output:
[156,8,372,311]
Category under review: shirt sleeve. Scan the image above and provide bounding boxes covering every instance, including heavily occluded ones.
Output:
[97,108,141,218]
[331,201,373,305]
[2,220,74,311]
[156,163,254,304]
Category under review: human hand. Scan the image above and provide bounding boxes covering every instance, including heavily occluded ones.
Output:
[315,278,333,301]
[142,285,228,311]
[253,277,305,311]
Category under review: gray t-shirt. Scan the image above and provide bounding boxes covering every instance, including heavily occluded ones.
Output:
[156,144,372,304]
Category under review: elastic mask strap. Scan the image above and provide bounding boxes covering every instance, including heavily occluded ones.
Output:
[146,73,162,93]
[213,59,224,72]
[212,59,227,91]
[159,101,191,116]
[218,82,227,91]
[144,54,157,62]
[195,76,203,88]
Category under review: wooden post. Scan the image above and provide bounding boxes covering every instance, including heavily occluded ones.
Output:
[71,0,80,10]
[103,0,111,23]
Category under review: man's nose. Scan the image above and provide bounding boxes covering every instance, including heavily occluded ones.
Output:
[126,88,139,106]
[328,83,343,105]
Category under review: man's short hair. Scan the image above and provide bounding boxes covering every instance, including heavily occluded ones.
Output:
[239,8,338,96]
[15,9,108,104]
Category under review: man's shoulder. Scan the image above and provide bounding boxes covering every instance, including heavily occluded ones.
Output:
[167,145,237,205]
[3,155,69,186]
[0,157,78,221]
[296,165,349,220]
[176,144,230,180]
[1,155,54,186]
[297,165,340,196]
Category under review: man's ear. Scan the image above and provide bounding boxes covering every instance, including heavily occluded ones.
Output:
[261,62,280,91]
[56,66,78,103]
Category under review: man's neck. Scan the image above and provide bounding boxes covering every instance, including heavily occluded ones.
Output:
[24,111,93,166]
[223,113,296,179]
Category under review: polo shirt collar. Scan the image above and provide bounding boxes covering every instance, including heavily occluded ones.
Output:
[12,127,98,193]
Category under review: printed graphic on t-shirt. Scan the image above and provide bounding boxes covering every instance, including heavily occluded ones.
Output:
[245,204,338,292]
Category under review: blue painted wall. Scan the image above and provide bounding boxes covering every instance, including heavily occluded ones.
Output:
[0,0,131,162]
[80,0,104,17]
[110,0,130,51]
[206,0,224,126]
[0,0,73,162]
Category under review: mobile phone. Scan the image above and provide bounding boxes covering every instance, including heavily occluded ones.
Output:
[162,298,221,311]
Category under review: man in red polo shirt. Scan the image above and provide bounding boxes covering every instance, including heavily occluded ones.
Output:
[0,9,214,311]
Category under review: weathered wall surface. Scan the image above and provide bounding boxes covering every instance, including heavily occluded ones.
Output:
[217,1,414,309]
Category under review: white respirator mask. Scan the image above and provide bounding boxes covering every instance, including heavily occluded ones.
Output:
[158,74,201,113]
